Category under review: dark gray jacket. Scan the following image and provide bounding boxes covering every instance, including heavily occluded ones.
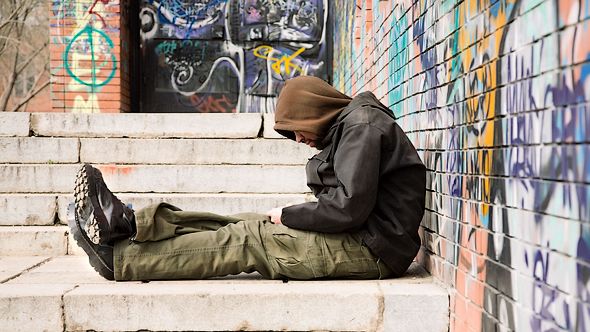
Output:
[281,92,426,276]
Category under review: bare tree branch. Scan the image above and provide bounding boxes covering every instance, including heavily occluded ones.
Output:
[0,48,19,111]
[16,42,47,76]
[10,75,49,112]
[0,0,49,112]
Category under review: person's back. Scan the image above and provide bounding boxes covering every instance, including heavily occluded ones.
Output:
[276,86,426,277]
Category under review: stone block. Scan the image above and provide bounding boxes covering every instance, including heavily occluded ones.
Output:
[0,112,29,137]
[0,164,307,194]
[0,284,72,332]
[0,137,79,163]
[381,282,449,332]
[89,165,308,193]
[263,113,285,138]
[0,165,78,193]
[7,256,109,284]
[57,193,312,225]
[64,282,382,331]
[0,194,57,226]
[0,256,49,282]
[31,113,262,138]
[80,138,315,165]
[0,226,68,256]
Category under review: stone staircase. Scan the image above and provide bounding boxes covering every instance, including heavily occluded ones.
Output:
[0,112,449,331]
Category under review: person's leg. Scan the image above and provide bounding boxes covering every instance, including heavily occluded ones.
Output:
[114,206,279,280]
[72,164,391,281]
[131,202,248,242]
[263,225,392,280]
[114,205,391,280]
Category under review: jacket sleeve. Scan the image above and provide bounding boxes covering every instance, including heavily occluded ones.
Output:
[281,123,382,233]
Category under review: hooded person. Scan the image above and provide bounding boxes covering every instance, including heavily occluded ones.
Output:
[68,76,425,282]
[271,76,426,277]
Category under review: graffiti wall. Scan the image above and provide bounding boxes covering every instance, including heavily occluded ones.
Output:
[50,0,130,113]
[139,0,329,113]
[333,0,590,331]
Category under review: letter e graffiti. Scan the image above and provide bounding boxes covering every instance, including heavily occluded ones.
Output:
[64,25,117,88]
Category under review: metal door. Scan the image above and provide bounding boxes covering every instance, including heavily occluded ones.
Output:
[139,0,329,113]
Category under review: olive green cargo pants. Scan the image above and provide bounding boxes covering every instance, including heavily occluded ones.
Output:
[113,203,391,280]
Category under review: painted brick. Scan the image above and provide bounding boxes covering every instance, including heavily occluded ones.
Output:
[334,0,590,330]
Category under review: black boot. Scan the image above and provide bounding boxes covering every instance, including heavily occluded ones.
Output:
[69,164,136,280]
[74,164,136,245]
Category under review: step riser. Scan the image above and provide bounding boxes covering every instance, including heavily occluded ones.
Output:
[0,278,449,332]
[0,194,311,226]
[30,113,262,138]
[0,195,57,226]
[0,112,29,137]
[79,138,314,165]
[0,138,79,163]
[0,165,308,193]
[0,137,315,165]
[0,227,68,256]
[1,113,284,139]
[56,193,312,224]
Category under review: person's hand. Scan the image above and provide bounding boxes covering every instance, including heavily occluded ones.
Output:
[266,207,283,224]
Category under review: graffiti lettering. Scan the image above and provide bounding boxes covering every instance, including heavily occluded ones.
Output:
[253,45,306,76]
[140,0,327,113]
[64,25,117,88]
[333,0,590,330]
[88,0,110,28]
[188,94,234,113]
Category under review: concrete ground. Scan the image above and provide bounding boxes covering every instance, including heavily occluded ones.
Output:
[1,256,448,332]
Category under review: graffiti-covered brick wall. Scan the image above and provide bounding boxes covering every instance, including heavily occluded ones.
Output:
[50,0,129,113]
[333,0,589,331]
[138,0,329,113]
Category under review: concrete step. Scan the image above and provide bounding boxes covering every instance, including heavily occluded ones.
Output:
[1,192,315,255]
[0,112,30,137]
[78,137,315,165]
[0,193,313,226]
[0,226,69,256]
[0,164,309,193]
[2,189,314,255]
[0,137,316,165]
[1,112,285,138]
[0,256,449,332]
[30,113,264,138]
[56,193,314,224]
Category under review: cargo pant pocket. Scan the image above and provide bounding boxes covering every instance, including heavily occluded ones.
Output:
[322,233,381,279]
[263,224,327,280]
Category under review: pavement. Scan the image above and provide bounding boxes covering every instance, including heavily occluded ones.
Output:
[0,256,449,331]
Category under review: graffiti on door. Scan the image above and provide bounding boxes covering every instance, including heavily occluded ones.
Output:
[139,0,329,113]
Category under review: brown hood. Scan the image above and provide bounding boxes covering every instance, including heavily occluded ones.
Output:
[274,76,352,141]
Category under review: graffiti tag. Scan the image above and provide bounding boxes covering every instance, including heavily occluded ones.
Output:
[253,45,305,76]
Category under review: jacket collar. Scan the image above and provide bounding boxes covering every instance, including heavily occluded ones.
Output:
[319,92,393,147]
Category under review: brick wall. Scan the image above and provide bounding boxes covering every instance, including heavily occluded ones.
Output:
[50,0,126,113]
[333,0,590,331]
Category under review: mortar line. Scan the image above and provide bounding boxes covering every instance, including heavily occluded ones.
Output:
[0,256,52,283]
[375,282,385,332]
[61,284,80,332]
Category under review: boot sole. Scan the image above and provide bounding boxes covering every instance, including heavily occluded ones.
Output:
[68,203,115,280]
[74,164,108,245]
